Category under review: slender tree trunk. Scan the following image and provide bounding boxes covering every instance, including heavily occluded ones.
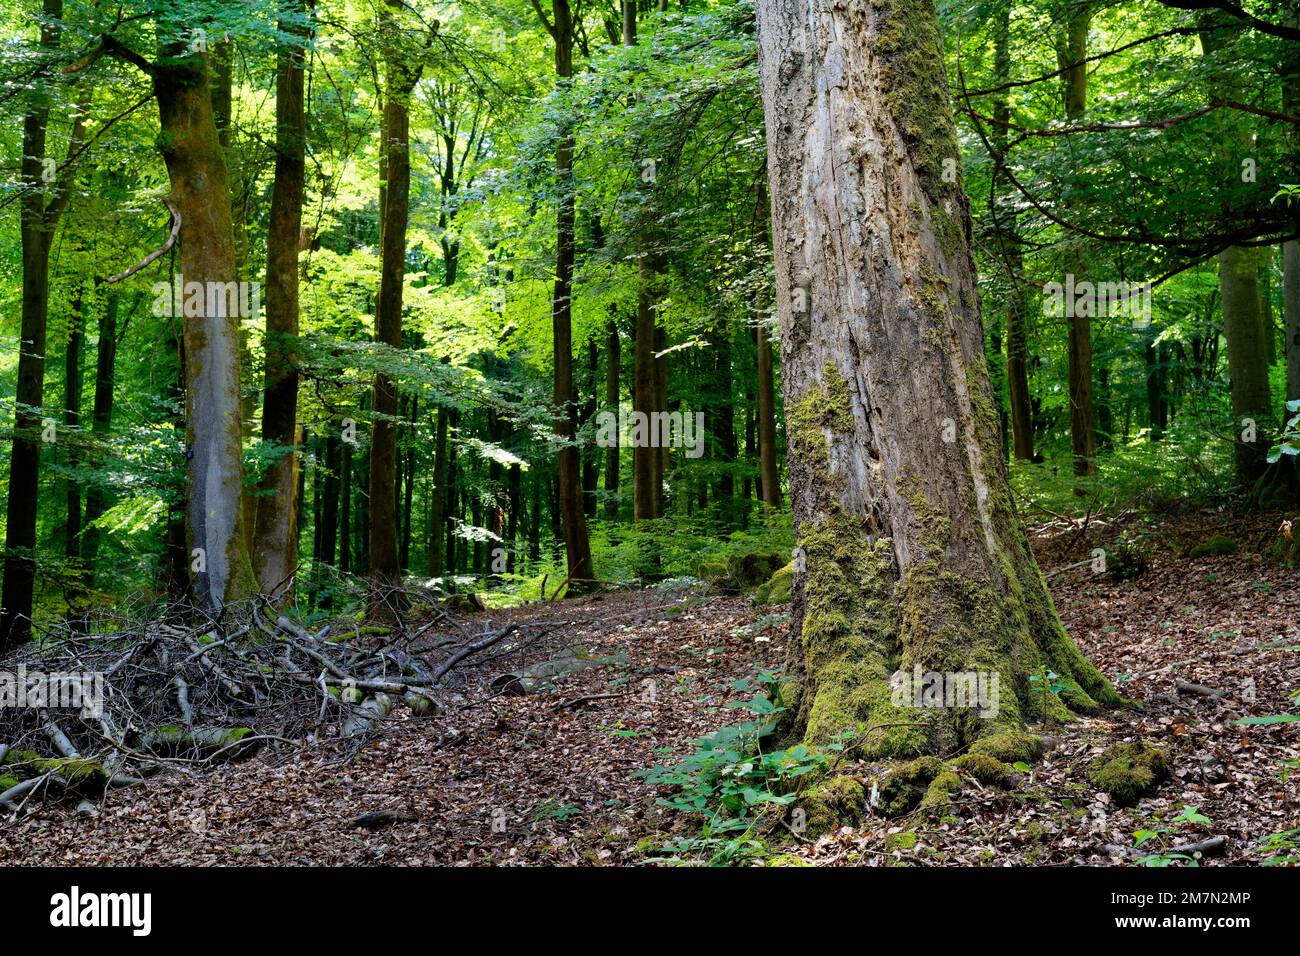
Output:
[320,431,340,565]
[82,290,119,571]
[991,3,1034,460]
[755,0,1117,749]
[64,290,84,562]
[540,0,594,591]
[655,324,669,512]
[428,407,448,576]
[368,9,425,613]
[400,395,417,569]
[1057,6,1096,482]
[1,0,71,651]
[445,413,459,574]
[604,316,621,519]
[1285,241,1300,403]
[1221,246,1272,482]
[254,0,310,601]
[507,463,521,573]
[339,441,353,574]
[163,319,190,603]
[634,263,660,520]
[714,324,736,521]
[582,338,599,517]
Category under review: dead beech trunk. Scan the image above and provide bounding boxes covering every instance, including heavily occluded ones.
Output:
[755,0,1117,751]
[254,0,310,601]
[154,54,256,612]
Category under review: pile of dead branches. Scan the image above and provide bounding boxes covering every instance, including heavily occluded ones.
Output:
[0,591,523,816]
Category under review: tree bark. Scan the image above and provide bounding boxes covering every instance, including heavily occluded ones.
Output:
[755,0,1117,749]
[153,48,257,613]
[539,0,594,591]
[368,5,425,614]
[64,288,84,562]
[604,316,621,520]
[1057,6,1097,481]
[990,3,1034,460]
[254,0,310,601]
[82,289,119,571]
[1,0,74,651]
[1220,246,1272,482]
[1285,241,1300,403]
[427,406,448,576]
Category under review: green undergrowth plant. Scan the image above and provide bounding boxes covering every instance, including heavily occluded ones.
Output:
[1133,805,1212,866]
[637,671,844,864]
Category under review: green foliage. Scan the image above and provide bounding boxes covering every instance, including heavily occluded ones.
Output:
[1133,805,1213,867]
[637,671,842,863]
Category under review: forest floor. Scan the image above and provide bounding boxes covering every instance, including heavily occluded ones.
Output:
[2,508,1296,866]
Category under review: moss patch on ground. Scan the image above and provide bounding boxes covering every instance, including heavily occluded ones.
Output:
[1088,741,1169,806]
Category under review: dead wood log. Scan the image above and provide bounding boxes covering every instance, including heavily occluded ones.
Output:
[1176,681,1225,699]
[140,725,259,759]
[490,651,625,696]
[432,624,521,683]
[343,693,393,737]
[348,809,417,830]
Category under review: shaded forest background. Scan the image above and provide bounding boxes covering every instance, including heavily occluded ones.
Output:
[0,0,1296,638]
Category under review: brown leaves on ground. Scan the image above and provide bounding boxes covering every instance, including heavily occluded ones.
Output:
[1,510,1295,866]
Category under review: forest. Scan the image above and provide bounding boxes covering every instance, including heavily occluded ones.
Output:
[0,0,1296,874]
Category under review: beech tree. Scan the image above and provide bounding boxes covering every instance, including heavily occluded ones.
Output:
[755,0,1119,749]
[253,0,310,601]
[0,0,80,651]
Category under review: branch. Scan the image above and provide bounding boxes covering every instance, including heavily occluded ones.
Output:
[1153,0,1300,42]
[103,198,181,284]
[529,0,557,39]
[63,34,157,77]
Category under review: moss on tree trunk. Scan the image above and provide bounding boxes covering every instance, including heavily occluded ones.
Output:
[755,0,1118,756]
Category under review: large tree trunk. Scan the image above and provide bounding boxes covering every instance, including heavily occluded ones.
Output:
[755,0,1117,750]
[253,0,309,601]
[154,50,257,613]
[1057,7,1096,482]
